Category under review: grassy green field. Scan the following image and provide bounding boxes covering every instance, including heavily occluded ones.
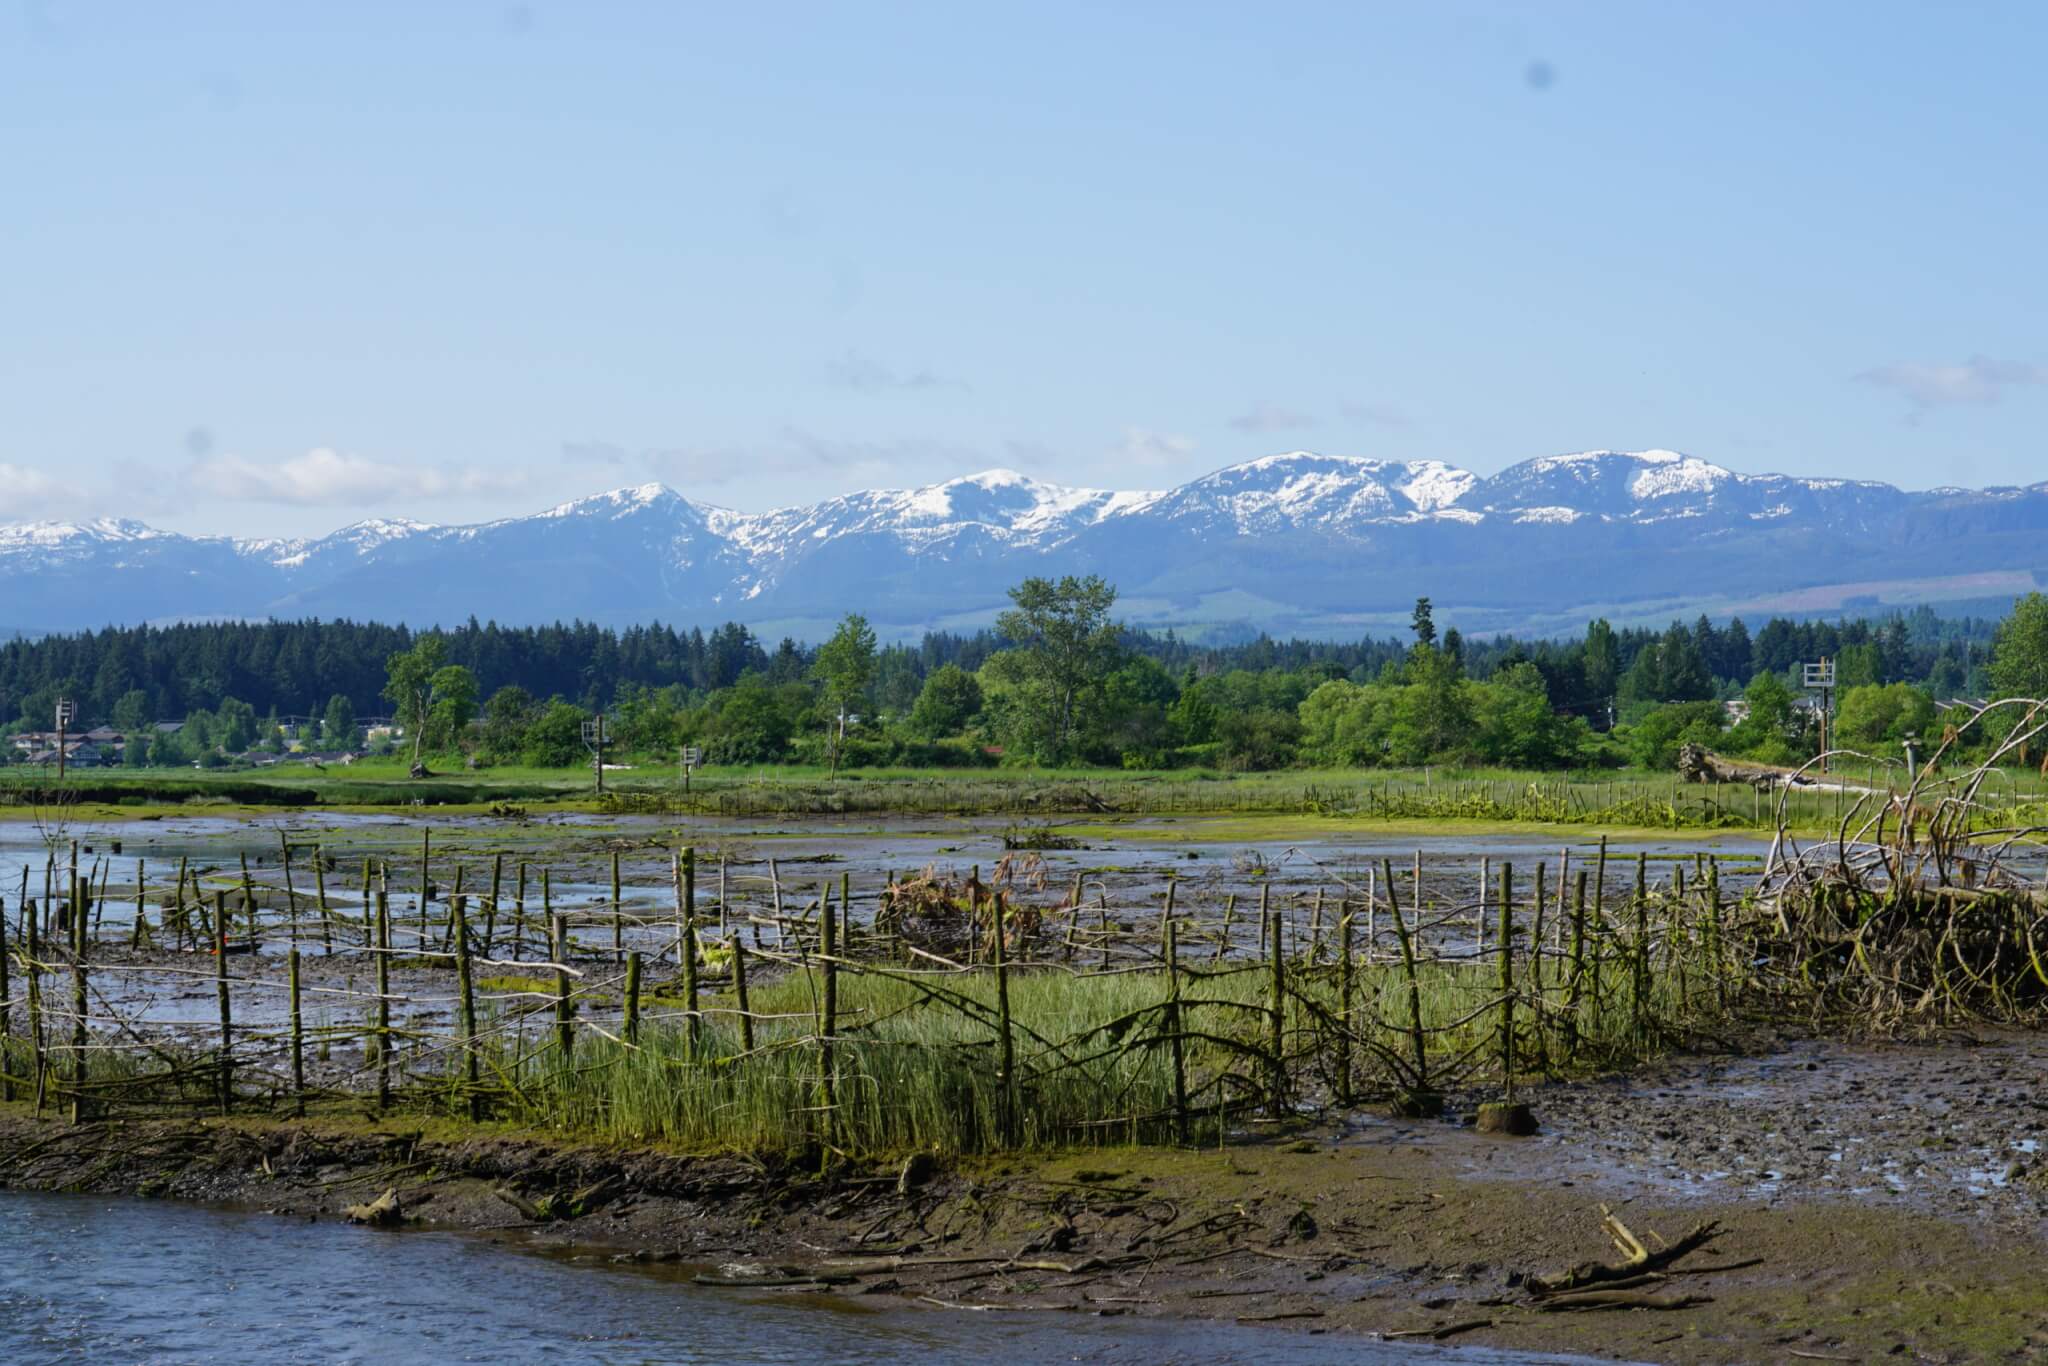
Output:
[0,754,1976,833]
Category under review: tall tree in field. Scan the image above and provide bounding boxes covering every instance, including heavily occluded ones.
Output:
[1990,593,2048,700]
[383,636,476,771]
[988,575,1123,765]
[810,612,877,776]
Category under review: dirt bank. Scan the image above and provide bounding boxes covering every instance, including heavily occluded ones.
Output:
[3,1052,2043,1365]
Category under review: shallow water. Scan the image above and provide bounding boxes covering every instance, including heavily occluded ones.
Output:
[0,1191,1599,1365]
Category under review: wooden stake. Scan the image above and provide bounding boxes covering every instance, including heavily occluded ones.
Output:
[288,946,305,1116]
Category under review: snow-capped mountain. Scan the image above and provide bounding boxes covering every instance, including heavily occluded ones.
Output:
[3,450,2045,638]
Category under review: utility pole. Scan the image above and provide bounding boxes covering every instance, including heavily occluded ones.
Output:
[55,697,74,781]
[582,715,606,796]
[1802,658,1835,775]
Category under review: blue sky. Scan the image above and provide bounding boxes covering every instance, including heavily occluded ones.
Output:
[3,2,2044,536]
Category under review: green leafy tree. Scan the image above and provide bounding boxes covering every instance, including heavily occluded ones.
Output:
[705,675,796,765]
[1388,643,1473,762]
[811,613,878,775]
[425,665,480,753]
[1725,671,1800,762]
[1835,682,1935,751]
[1619,700,1725,771]
[1990,593,2048,699]
[322,693,358,747]
[479,686,537,762]
[1583,619,1620,718]
[216,698,256,753]
[908,664,983,738]
[383,637,474,768]
[521,700,588,767]
[985,575,1123,765]
[110,689,150,736]
[1473,662,1588,769]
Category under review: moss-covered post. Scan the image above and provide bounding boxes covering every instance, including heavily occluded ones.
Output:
[732,936,754,1052]
[67,956,88,1124]
[1382,857,1432,1111]
[213,889,232,1116]
[818,888,840,1159]
[0,871,12,1103]
[1632,850,1650,1042]
[237,851,257,942]
[1590,836,1609,1028]
[1566,869,1589,1058]
[483,852,502,958]
[1497,862,1515,1098]
[623,950,642,1047]
[279,835,300,948]
[1707,856,1726,1009]
[452,894,479,1120]
[313,848,333,955]
[1336,906,1355,1110]
[1164,915,1187,1142]
[288,945,305,1117]
[418,827,431,948]
[373,879,391,1110]
[552,912,574,1062]
[678,848,700,1053]
[1266,896,1286,1117]
[610,848,624,963]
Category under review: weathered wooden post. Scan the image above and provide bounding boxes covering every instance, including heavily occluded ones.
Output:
[1706,857,1726,1009]
[1381,857,1435,1115]
[623,950,642,1047]
[418,828,432,947]
[1266,898,1286,1116]
[313,848,333,954]
[1477,862,1534,1135]
[1336,906,1355,1110]
[0,872,12,1103]
[213,890,233,1116]
[610,848,624,962]
[731,936,754,1052]
[452,894,480,1120]
[68,956,88,1124]
[1632,851,1650,1041]
[1566,869,1589,1057]
[375,881,392,1112]
[552,913,574,1062]
[280,836,300,948]
[288,946,305,1117]
[818,890,840,1159]
[678,848,700,1052]
[1164,916,1188,1142]
[483,852,503,957]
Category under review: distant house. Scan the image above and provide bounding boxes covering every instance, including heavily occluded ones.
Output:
[155,721,186,735]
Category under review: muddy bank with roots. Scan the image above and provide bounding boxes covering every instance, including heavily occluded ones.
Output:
[3,1032,2045,1366]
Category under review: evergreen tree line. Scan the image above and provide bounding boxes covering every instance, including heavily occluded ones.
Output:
[0,603,2004,741]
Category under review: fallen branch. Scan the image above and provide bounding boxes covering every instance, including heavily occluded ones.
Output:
[1526,1205,1721,1296]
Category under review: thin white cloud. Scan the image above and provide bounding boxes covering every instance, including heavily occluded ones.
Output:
[185,448,528,507]
[1227,401,1316,432]
[1857,356,2048,410]
[0,462,80,520]
[560,439,630,466]
[642,428,976,492]
[824,350,965,393]
[1116,427,1195,469]
[1340,400,1411,429]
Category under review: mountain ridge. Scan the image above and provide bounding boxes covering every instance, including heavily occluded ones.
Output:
[3,450,2043,639]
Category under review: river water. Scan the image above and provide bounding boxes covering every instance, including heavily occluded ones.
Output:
[0,1192,1600,1365]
